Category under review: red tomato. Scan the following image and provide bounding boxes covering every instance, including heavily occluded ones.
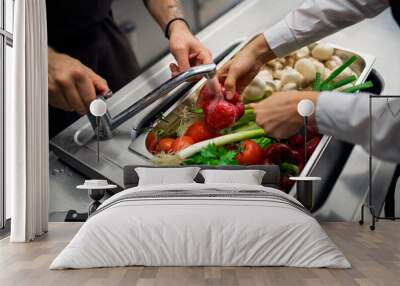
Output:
[172,136,195,153]
[236,140,263,165]
[185,121,213,143]
[146,132,158,154]
[158,138,175,154]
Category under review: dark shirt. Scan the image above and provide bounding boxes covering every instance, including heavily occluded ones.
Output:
[46,0,140,137]
[389,0,400,26]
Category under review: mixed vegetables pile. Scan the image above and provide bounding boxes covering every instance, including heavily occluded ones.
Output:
[145,43,373,192]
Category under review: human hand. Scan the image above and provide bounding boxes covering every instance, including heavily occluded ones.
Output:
[250,91,320,139]
[219,34,275,100]
[168,21,221,94]
[48,48,110,114]
[168,21,213,74]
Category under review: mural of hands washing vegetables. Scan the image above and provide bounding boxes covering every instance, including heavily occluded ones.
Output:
[145,42,373,192]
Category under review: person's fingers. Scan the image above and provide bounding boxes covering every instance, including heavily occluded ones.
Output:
[58,78,87,114]
[170,63,179,77]
[172,46,191,72]
[86,67,109,95]
[224,65,240,100]
[48,76,74,111]
[75,72,97,109]
[194,48,213,65]
[207,77,221,95]
[248,103,257,110]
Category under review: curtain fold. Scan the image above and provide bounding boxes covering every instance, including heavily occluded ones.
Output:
[7,0,49,242]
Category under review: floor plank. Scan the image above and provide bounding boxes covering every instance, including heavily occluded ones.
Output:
[0,222,399,286]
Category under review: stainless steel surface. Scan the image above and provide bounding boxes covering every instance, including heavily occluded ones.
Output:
[86,64,217,140]
[51,0,399,221]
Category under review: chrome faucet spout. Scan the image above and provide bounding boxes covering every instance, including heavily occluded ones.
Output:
[87,63,217,140]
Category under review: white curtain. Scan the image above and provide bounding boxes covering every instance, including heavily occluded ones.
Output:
[7,0,49,242]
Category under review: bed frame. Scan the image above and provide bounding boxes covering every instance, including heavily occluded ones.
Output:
[123,165,281,189]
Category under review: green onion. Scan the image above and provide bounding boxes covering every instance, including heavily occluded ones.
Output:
[190,107,204,114]
[344,81,374,93]
[177,128,265,159]
[326,74,357,91]
[313,72,321,91]
[320,55,358,87]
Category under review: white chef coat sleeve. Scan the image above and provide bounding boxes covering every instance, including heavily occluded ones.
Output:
[316,92,400,163]
[264,0,390,57]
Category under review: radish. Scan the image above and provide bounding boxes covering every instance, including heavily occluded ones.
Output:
[201,85,244,130]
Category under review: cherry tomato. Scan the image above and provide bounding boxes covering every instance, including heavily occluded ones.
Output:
[185,121,213,143]
[236,140,263,165]
[158,138,175,154]
[146,132,159,154]
[172,136,195,153]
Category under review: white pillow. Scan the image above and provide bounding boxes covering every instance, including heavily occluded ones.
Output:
[135,167,200,186]
[200,169,266,185]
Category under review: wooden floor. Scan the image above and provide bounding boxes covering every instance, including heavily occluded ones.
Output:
[0,222,399,286]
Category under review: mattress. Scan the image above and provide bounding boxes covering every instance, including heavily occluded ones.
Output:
[50,183,350,269]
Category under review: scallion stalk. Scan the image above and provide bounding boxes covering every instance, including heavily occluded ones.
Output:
[177,128,265,159]
[327,74,357,91]
[344,81,374,93]
[321,55,358,87]
[313,72,321,91]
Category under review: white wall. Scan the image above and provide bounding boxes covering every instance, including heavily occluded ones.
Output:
[5,0,14,219]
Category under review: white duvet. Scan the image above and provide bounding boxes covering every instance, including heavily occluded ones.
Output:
[50,183,350,269]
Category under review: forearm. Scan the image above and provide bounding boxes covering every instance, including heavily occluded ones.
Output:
[264,0,390,57]
[316,92,400,163]
[144,0,185,33]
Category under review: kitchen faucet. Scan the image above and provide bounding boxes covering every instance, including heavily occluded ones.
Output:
[87,63,217,140]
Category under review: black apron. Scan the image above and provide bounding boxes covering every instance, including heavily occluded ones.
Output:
[389,0,400,26]
[46,0,140,138]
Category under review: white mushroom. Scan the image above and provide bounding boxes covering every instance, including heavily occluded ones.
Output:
[311,43,334,61]
[310,58,325,74]
[325,55,343,70]
[267,59,279,68]
[308,43,317,50]
[257,69,273,82]
[273,69,284,80]
[294,58,317,82]
[322,68,332,80]
[286,56,295,68]
[242,76,266,101]
[294,47,310,59]
[272,61,283,70]
[278,57,287,65]
[280,67,304,86]
[281,82,298,91]
[264,80,277,96]
[274,80,282,91]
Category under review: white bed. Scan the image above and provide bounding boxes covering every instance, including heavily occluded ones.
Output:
[50,183,350,269]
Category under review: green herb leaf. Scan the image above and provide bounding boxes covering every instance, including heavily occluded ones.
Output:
[252,137,273,149]
[184,143,238,166]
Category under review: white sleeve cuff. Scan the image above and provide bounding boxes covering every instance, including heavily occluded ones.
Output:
[315,91,365,141]
[263,20,298,58]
